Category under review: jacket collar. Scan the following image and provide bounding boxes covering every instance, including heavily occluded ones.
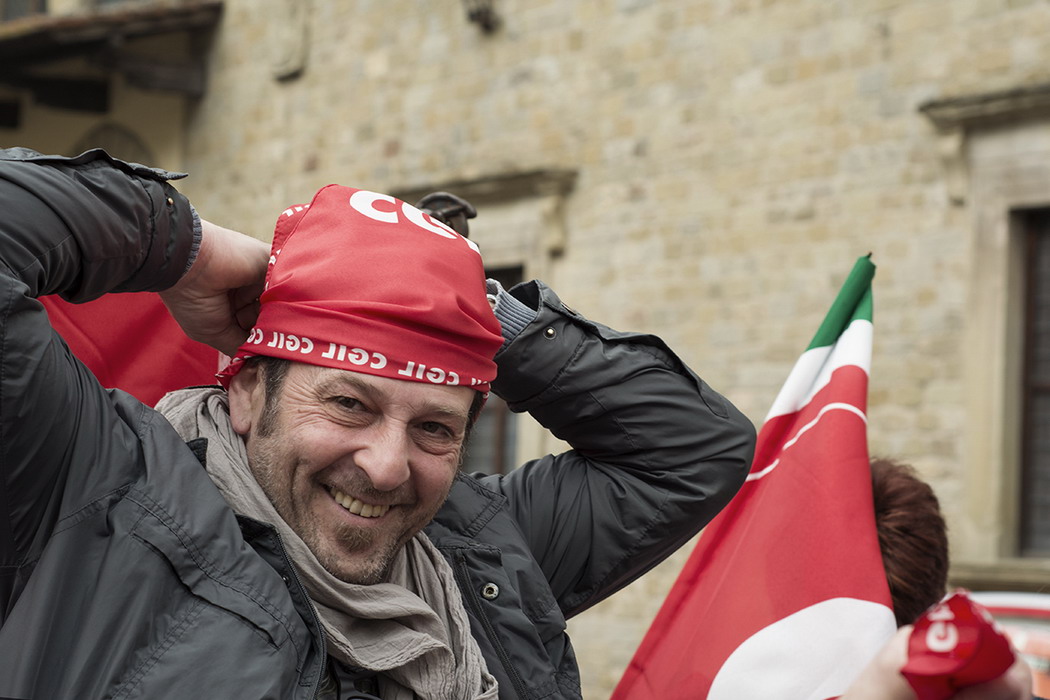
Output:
[429,473,505,538]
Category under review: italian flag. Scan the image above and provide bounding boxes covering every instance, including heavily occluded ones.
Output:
[612,255,895,700]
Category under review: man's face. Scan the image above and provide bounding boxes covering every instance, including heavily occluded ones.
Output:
[228,362,475,584]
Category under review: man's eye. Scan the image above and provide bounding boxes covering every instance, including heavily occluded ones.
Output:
[419,421,454,438]
[334,396,363,410]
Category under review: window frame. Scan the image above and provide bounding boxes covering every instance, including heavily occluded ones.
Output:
[461,264,524,477]
[1019,209,1050,556]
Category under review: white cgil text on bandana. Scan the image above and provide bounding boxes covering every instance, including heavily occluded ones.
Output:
[244,327,486,387]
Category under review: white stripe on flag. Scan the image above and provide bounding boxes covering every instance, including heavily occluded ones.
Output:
[746,402,868,482]
[764,319,872,423]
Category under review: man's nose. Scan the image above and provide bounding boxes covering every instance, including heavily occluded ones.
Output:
[355,421,411,492]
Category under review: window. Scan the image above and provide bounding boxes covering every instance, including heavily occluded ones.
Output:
[1019,210,1050,556]
[919,87,1050,582]
[462,265,523,476]
[1,0,46,21]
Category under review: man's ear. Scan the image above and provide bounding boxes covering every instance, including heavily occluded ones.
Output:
[228,363,264,436]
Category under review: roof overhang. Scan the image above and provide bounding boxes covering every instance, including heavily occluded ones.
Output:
[0,1,222,120]
[0,1,223,63]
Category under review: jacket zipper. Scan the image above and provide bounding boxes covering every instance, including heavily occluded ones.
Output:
[271,529,329,699]
[452,552,532,700]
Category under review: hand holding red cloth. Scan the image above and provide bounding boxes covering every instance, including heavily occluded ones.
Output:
[840,590,1033,700]
[901,591,1017,700]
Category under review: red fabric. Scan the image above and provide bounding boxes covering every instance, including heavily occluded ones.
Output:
[42,293,219,407]
[902,591,1016,700]
[612,365,895,699]
[219,185,503,392]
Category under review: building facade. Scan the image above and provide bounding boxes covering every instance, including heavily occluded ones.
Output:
[3,0,1050,696]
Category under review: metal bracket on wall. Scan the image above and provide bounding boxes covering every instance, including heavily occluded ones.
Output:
[271,0,309,80]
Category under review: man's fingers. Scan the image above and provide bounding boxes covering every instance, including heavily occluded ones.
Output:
[160,218,270,355]
[953,656,1034,700]
[234,295,261,332]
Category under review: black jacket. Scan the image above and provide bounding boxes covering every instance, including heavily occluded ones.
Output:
[0,148,755,699]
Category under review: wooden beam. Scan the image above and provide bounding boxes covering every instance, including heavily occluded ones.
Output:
[0,74,110,113]
[109,53,206,97]
[32,76,109,112]
[0,1,223,65]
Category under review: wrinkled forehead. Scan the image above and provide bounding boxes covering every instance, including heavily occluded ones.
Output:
[290,362,477,418]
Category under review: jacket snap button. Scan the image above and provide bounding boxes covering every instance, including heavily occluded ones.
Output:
[543,327,557,339]
[166,197,174,206]
[481,583,500,600]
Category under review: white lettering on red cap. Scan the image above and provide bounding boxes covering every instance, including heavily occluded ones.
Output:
[347,347,369,366]
[245,330,473,386]
[349,190,399,223]
[924,603,959,653]
[281,204,310,218]
[348,190,482,256]
[402,203,456,239]
[402,202,482,255]
[263,331,315,354]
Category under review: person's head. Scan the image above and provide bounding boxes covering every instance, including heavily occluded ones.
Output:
[222,185,503,585]
[870,457,949,627]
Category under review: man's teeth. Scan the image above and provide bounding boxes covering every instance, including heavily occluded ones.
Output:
[329,487,390,518]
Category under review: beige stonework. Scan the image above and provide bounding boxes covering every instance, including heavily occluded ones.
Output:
[6,0,1050,696]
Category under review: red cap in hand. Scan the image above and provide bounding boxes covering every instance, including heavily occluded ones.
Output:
[901,590,1016,700]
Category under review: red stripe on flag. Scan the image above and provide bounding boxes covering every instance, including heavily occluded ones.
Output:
[613,364,892,699]
[749,361,869,478]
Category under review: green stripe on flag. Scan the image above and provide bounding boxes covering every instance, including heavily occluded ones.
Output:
[806,254,875,350]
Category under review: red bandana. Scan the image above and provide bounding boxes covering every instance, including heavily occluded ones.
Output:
[218,185,503,392]
[901,590,1016,700]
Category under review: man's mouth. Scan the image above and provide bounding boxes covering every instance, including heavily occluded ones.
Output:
[327,486,391,518]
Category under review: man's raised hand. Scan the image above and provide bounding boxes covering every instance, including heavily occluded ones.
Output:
[160,219,269,357]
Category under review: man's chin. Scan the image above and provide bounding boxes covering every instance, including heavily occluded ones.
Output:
[313,516,429,584]
[336,567,389,586]
[318,541,400,585]
[329,558,396,585]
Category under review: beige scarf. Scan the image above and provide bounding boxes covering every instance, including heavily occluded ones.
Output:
[157,387,497,700]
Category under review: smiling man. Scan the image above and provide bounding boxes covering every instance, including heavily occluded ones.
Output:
[230,366,476,585]
[205,185,501,590]
[0,149,755,700]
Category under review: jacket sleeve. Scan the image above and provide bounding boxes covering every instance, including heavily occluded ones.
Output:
[481,280,756,618]
[0,148,197,593]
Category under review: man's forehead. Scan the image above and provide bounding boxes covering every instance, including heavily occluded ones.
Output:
[296,363,475,415]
